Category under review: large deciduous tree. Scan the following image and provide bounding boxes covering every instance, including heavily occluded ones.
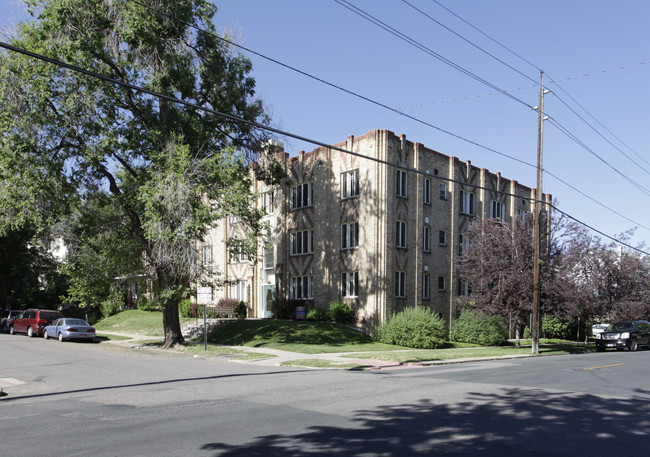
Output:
[456,213,563,345]
[559,223,650,322]
[0,0,280,347]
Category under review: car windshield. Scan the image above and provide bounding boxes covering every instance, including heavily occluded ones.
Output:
[608,322,635,332]
[41,312,63,320]
[65,319,89,326]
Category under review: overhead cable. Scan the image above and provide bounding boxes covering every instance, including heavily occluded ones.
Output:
[332,0,535,109]
[1,40,647,256]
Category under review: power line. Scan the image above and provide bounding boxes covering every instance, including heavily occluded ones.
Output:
[402,0,538,85]
[418,3,650,200]
[547,76,650,172]
[131,0,650,237]
[430,0,540,73]
[547,117,650,197]
[398,61,650,110]
[545,169,650,232]
[133,0,650,229]
[127,0,536,169]
[332,0,535,109]
[1,39,647,256]
[0,40,526,192]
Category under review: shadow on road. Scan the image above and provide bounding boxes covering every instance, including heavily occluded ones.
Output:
[202,387,650,456]
[0,369,310,402]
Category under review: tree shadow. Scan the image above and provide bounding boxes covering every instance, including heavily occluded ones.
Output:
[201,387,650,456]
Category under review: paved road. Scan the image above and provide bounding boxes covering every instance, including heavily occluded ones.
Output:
[2,333,650,456]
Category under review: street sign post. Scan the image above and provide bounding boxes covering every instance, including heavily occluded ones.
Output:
[197,287,212,350]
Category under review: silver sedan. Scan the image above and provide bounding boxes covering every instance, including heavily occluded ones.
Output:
[43,318,96,342]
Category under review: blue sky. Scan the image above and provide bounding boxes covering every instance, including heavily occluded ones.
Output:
[2,0,649,248]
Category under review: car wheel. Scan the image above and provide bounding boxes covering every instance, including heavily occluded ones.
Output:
[9,325,14,335]
[27,327,33,338]
[58,332,64,343]
[596,346,605,352]
[43,330,49,340]
[630,340,638,351]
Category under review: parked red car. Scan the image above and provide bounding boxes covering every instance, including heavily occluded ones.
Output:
[9,309,64,337]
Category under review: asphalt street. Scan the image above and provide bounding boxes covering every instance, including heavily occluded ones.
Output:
[2,332,650,456]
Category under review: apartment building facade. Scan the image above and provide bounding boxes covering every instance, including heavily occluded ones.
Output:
[201,129,550,330]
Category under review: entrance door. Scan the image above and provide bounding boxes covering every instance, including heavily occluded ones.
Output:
[262,285,274,318]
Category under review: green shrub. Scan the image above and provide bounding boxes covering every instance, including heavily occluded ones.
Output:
[136,296,158,312]
[450,310,508,346]
[179,299,194,318]
[235,301,247,319]
[377,306,447,349]
[329,299,355,323]
[272,298,302,320]
[542,316,573,339]
[306,307,329,321]
[100,289,123,318]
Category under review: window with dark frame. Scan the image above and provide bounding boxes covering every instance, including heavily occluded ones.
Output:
[291,182,313,210]
[396,221,407,248]
[341,271,359,297]
[341,222,359,250]
[341,170,360,199]
[396,170,408,197]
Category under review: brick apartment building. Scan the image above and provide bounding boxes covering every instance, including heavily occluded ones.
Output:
[200,129,551,331]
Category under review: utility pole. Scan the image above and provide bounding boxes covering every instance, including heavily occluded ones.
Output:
[532,71,550,354]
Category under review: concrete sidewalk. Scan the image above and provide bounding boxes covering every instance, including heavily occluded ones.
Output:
[96,331,536,371]
[97,331,403,369]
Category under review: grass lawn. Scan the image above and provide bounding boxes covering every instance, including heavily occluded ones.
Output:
[95,311,596,363]
[94,309,165,336]
[342,342,595,363]
[137,340,277,361]
[206,319,405,354]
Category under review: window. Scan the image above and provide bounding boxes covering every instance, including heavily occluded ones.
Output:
[460,190,475,215]
[290,276,313,300]
[490,200,505,220]
[291,182,313,209]
[261,191,274,214]
[202,245,212,266]
[517,208,528,222]
[459,234,469,255]
[341,170,359,198]
[230,280,247,302]
[264,229,274,269]
[341,222,359,250]
[396,221,407,248]
[395,271,406,298]
[439,230,447,246]
[458,279,470,296]
[440,183,447,200]
[229,244,246,263]
[423,226,431,252]
[290,229,313,255]
[423,178,431,204]
[341,271,359,297]
[422,273,430,299]
[438,276,446,291]
[396,170,408,197]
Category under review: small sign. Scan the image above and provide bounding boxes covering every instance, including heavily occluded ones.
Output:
[296,306,305,320]
[197,287,212,305]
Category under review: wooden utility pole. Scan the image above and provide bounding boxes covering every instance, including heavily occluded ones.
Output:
[532,71,549,354]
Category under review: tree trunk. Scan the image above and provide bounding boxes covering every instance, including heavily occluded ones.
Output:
[515,321,521,349]
[162,298,184,349]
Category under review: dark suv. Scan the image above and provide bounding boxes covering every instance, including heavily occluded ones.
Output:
[9,309,65,337]
[1,310,23,333]
[595,320,650,352]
